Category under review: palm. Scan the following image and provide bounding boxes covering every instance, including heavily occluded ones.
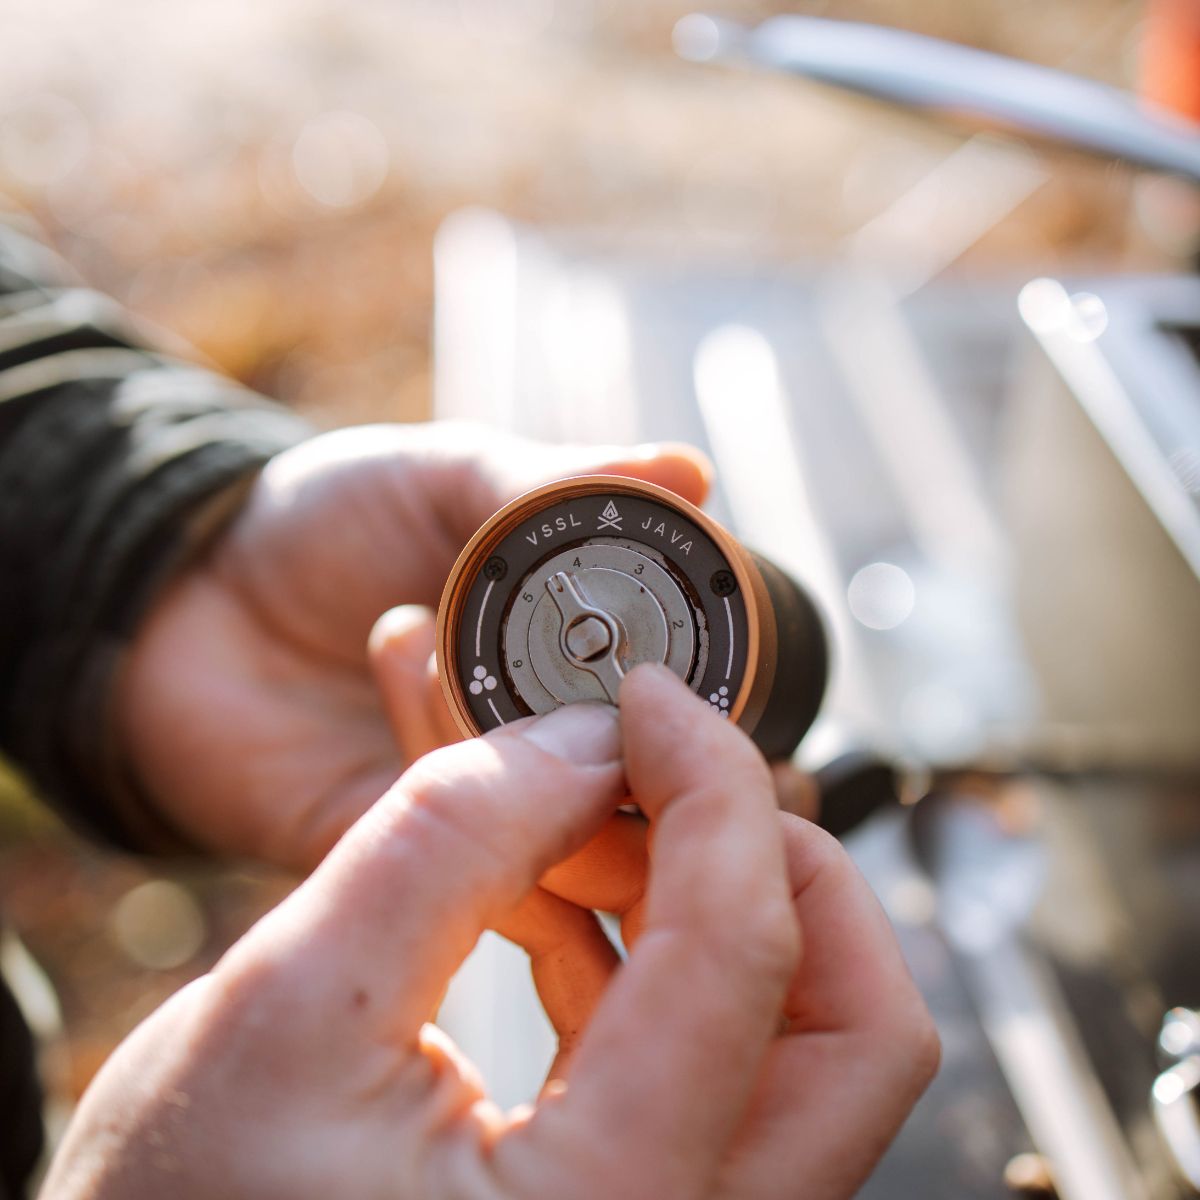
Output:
[118,422,709,871]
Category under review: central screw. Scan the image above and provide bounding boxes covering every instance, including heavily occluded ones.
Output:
[564,616,613,662]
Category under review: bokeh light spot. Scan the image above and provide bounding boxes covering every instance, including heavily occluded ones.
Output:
[109,880,207,972]
[292,110,389,209]
[847,561,916,630]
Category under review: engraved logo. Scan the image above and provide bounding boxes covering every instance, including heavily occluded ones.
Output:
[597,501,622,531]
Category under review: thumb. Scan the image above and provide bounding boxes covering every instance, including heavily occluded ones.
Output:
[216,703,626,1046]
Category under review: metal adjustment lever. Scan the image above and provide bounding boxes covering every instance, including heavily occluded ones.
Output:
[545,570,625,703]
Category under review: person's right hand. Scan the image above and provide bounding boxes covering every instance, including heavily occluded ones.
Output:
[44,666,937,1200]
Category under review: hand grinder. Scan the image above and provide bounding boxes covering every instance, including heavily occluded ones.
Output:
[436,476,828,759]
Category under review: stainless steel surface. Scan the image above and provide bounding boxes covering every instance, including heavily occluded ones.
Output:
[1017,277,1200,583]
[1155,1009,1200,1192]
[675,14,1200,182]
[1011,276,1200,769]
[911,788,1147,1200]
[544,571,628,703]
[504,542,696,711]
[563,614,612,662]
[855,775,1200,1200]
[1154,1057,1200,1192]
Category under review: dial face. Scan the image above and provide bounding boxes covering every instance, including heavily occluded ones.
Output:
[445,483,753,734]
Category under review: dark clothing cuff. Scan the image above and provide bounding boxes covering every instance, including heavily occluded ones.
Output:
[0,218,313,849]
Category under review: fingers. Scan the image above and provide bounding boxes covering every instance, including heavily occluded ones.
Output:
[536,767,815,948]
[369,605,463,762]
[492,888,620,1081]
[507,666,798,1195]
[554,442,712,510]
[715,816,939,1199]
[367,599,814,1070]
[421,423,713,546]
[215,702,626,1050]
[503,816,649,1082]
[491,435,713,515]
[539,812,649,929]
[368,604,634,1067]
[774,815,923,1036]
[367,600,645,1072]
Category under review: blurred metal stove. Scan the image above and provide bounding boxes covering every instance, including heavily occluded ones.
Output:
[432,209,1200,1198]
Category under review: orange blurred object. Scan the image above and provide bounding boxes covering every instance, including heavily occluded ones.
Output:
[1140,0,1200,123]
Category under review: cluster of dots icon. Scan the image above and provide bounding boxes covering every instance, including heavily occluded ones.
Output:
[469,664,498,695]
[708,685,731,717]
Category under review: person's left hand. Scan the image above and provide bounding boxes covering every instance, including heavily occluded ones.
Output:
[117,421,711,873]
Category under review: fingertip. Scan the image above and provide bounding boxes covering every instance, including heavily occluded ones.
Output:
[618,662,711,726]
[618,664,770,818]
[368,604,435,658]
[369,606,451,760]
[620,659,695,696]
[603,443,712,507]
[510,702,622,768]
[633,442,713,505]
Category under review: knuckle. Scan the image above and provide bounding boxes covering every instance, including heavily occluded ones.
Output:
[909,1009,942,1086]
[780,813,849,885]
[880,990,940,1094]
[190,964,286,1063]
[713,892,799,990]
[789,816,843,864]
[391,758,511,873]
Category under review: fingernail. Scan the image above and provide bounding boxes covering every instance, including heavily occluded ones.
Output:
[626,661,690,692]
[521,703,621,766]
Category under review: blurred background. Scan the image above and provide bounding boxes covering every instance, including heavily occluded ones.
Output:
[1,0,1188,429]
[3,0,1200,1196]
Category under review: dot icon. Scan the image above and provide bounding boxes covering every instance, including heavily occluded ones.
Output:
[707,685,730,717]
[469,664,498,695]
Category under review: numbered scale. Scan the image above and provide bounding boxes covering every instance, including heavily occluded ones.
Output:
[436,476,828,759]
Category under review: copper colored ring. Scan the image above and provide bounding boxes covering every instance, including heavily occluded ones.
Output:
[436,475,825,757]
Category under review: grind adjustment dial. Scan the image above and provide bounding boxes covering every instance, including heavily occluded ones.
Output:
[436,476,828,759]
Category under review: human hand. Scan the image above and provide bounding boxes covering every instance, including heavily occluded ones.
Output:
[49,667,937,1200]
[117,421,712,870]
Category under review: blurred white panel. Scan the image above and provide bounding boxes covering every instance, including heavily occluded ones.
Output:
[436,931,554,1112]
[693,324,882,738]
[434,208,520,427]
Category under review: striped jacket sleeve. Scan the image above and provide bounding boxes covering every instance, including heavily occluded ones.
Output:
[0,215,313,848]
